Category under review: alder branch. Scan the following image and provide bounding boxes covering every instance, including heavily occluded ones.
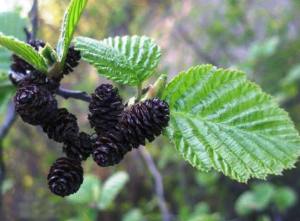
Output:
[57,88,91,102]
[29,0,39,40]
[139,147,172,221]
[0,102,17,141]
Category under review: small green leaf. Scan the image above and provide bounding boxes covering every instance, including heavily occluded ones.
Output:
[122,209,145,221]
[75,35,161,85]
[162,64,300,182]
[0,33,47,73]
[1,179,14,194]
[56,0,88,62]
[273,187,297,212]
[98,171,129,210]
[40,43,58,66]
[235,183,275,216]
[67,174,101,204]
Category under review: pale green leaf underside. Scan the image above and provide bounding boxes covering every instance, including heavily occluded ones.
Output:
[0,34,47,73]
[98,171,129,209]
[56,0,88,62]
[75,35,161,85]
[162,64,300,182]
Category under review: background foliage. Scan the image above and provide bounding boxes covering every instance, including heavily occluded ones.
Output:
[1,0,300,220]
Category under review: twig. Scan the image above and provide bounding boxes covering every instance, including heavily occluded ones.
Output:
[28,0,39,40]
[0,102,17,141]
[176,25,218,66]
[57,88,91,103]
[0,102,16,218]
[139,147,171,221]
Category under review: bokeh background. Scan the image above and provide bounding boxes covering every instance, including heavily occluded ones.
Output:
[1,0,300,220]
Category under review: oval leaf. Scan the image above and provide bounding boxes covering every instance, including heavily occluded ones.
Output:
[98,171,129,210]
[0,33,47,73]
[75,35,161,85]
[162,64,300,182]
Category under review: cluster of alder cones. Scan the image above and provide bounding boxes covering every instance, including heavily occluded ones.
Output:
[10,40,170,197]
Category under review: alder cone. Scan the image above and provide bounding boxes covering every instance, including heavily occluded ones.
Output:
[42,108,79,143]
[63,46,81,75]
[88,84,124,135]
[18,71,59,92]
[122,98,170,146]
[92,129,127,167]
[47,157,83,197]
[92,98,170,167]
[63,132,93,161]
[14,85,58,125]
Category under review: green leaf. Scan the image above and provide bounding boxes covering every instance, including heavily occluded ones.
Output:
[0,33,48,73]
[0,11,27,72]
[67,208,97,221]
[235,183,275,216]
[75,35,161,85]
[162,64,300,182]
[40,43,59,66]
[122,209,145,221]
[67,174,101,204]
[273,187,297,212]
[1,179,14,194]
[97,171,129,210]
[56,0,88,62]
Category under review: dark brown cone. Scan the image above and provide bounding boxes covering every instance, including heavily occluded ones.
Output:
[122,98,170,145]
[92,128,128,167]
[17,71,59,93]
[88,84,124,135]
[63,46,81,75]
[63,132,93,161]
[47,157,83,197]
[42,108,79,143]
[92,98,169,167]
[14,85,58,125]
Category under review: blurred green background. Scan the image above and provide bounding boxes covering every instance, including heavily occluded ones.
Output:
[1,0,300,220]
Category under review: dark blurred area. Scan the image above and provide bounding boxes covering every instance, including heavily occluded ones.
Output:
[1,0,300,220]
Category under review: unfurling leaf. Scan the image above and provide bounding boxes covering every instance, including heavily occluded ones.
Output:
[56,0,88,63]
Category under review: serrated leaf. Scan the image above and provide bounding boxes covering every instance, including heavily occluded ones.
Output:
[75,35,161,85]
[0,33,47,73]
[97,171,129,210]
[162,64,300,182]
[56,0,88,62]
[0,11,27,72]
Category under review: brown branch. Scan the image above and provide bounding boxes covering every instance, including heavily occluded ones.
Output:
[139,147,172,221]
[0,102,17,141]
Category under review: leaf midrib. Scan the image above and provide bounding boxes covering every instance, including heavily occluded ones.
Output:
[171,110,300,146]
